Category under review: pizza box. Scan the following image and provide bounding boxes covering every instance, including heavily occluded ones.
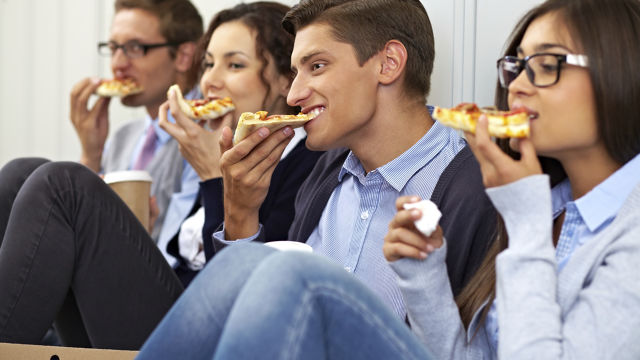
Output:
[0,342,138,359]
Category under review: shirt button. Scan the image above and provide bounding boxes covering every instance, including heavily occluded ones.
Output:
[360,210,369,220]
[344,266,352,273]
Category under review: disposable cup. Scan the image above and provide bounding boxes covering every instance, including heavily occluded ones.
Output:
[104,170,153,229]
[264,241,313,252]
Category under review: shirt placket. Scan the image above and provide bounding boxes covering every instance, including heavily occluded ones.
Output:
[345,172,383,273]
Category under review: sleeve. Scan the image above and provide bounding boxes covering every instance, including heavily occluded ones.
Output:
[390,243,484,359]
[490,175,640,359]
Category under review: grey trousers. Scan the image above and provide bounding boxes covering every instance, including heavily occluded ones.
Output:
[0,159,183,350]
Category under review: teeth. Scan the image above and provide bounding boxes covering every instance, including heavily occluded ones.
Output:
[307,107,324,119]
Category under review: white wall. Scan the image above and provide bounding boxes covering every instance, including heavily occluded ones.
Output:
[0,0,542,167]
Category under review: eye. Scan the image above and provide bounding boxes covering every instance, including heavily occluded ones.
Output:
[311,62,326,72]
[229,62,245,69]
[202,61,214,70]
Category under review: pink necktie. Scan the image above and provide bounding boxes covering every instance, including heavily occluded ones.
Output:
[133,125,157,170]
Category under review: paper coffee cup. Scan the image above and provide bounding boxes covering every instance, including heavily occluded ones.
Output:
[104,170,153,229]
[264,241,313,252]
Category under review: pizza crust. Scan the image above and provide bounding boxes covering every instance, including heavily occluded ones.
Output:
[433,103,530,138]
[233,111,312,144]
[95,78,143,97]
[168,84,235,120]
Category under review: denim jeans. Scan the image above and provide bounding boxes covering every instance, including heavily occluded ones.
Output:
[138,243,435,360]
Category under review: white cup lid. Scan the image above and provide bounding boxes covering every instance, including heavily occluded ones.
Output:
[264,241,313,252]
[103,170,153,184]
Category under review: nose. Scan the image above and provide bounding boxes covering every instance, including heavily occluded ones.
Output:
[200,64,224,94]
[111,48,130,75]
[287,73,311,107]
[508,67,535,99]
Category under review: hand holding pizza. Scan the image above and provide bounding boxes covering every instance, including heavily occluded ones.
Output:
[465,115,542,188]
[158,88,232,181]
[384,196,444,262]
[70,77,111,172]
[218,123,294,240]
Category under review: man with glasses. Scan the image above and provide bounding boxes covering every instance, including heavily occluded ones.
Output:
[69,0,203,244]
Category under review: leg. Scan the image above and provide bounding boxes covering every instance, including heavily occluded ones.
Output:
[213,252,435,360]
[0,158,50,241]
[0,162,183,349]
[137,243,277,360]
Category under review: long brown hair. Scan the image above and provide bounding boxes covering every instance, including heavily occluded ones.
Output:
[456,0,640,329]
[195,2,295,113]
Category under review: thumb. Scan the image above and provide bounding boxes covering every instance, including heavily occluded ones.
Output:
[220,126,234,153]
[518,137,541,170]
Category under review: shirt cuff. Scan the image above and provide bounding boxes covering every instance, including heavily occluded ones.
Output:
[213,223,264,245]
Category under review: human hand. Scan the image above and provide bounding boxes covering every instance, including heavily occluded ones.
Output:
[148,195,159,234]
[159,88,234,181]
[219,124,294,240]
[383,196,444,262]
[465,115,542,188]
[70,77,111,172]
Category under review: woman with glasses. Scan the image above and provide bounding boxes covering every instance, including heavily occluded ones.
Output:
[136,0,640,358]
[0,1,320,350]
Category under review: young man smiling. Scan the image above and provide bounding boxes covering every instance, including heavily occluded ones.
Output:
[215,0,496,319]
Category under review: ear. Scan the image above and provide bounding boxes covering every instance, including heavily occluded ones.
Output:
[378,40,408,86]
[174,42,197,72]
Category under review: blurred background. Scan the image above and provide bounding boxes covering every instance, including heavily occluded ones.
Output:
[0,0,542,167]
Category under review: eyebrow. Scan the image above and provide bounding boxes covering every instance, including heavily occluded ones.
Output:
[516,43,572,55]
[291,50,324,72]
[205,50,250,59]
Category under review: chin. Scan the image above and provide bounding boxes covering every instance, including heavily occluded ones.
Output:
[120,94,142,107]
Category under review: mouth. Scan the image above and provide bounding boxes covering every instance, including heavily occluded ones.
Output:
[303,106,325,120]
[511,103,538,121]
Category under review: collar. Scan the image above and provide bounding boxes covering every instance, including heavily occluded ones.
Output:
[338,121,452,192]
[574,153,640,232]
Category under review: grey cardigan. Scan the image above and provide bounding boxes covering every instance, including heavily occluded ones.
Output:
[391,175,640,360]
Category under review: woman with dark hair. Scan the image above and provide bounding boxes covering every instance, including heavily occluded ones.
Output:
[136,0,640,358]
[0,1,320,350]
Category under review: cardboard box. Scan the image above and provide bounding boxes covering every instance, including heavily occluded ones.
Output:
[0,343,138,360]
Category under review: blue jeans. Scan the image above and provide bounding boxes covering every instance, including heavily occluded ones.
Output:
[137,243,434,360]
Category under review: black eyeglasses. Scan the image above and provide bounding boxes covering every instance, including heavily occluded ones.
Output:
[497,53,589,88]
[97,40,176,59]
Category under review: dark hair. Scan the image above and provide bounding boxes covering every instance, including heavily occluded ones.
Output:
[282,0,435,99]
[115,0,203,89]
[196,2,295,112]
[457,0,640,330]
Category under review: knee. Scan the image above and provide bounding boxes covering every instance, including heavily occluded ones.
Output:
[0,157,50,184]
[26,161,102,193]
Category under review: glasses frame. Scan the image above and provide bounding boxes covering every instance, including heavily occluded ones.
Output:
[497,53,589,88]
[97,40,177,59]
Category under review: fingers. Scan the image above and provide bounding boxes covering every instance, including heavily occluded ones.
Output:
[158,101,183,139]
[222,127,294,185]
[395,195,421,212]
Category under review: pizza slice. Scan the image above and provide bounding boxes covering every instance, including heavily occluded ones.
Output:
[233,111,314,144]
[168,84,235,121]
[96,78,143,97]
[432,103,530,138]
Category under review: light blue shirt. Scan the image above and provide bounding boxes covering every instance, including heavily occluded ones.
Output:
[148,87,201,266]
[485,153,640,352]
[306,122,465,318]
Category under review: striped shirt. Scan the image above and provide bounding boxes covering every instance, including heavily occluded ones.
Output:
[307,121,466,318]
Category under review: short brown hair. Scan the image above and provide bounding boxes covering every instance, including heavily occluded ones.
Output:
[115,0,203,87]
[282,0,435,99]
[196,2,295,112]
